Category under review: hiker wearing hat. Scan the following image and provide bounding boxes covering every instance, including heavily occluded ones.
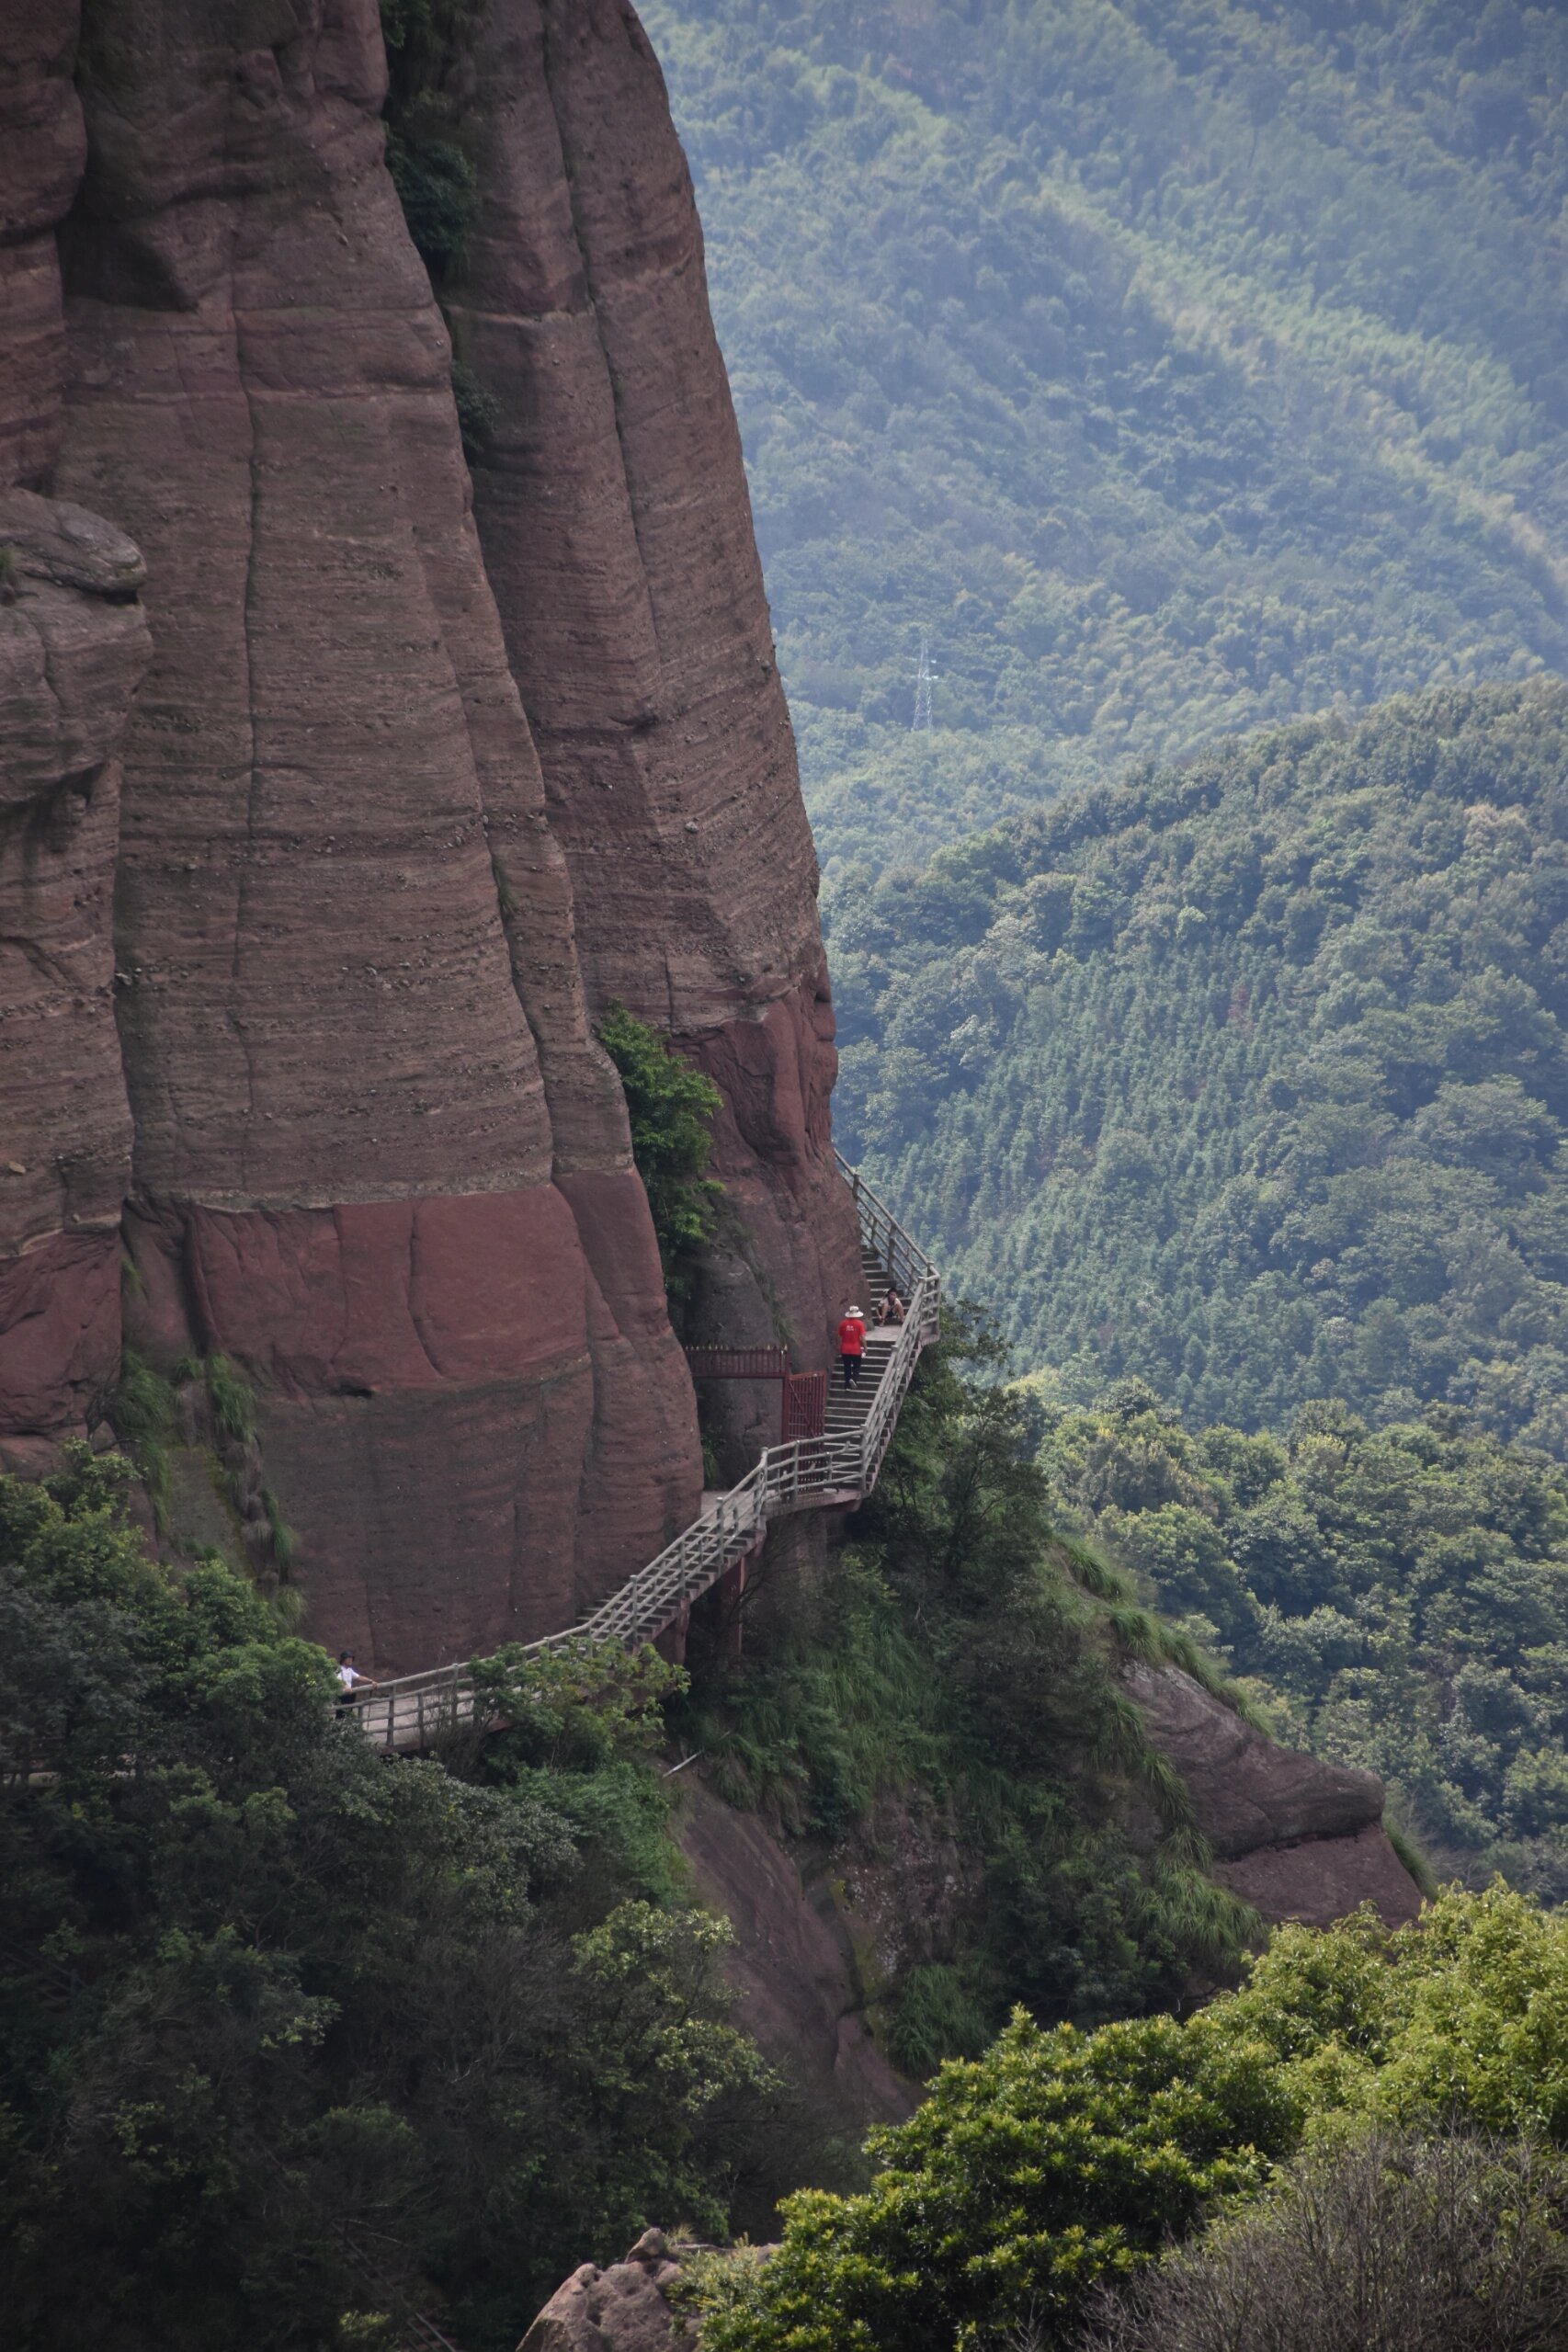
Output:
[837,1303,867,1389]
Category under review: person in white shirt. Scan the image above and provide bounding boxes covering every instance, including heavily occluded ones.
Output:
[335,1650,378,1703]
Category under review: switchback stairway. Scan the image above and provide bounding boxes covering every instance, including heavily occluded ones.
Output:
[355,1152,939,1755]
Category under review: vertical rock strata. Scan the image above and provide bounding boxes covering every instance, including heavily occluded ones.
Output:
[0,3,147,1472]
[0,0,83,489]
[0,491,149,1469]
[0,0,861,1665]
[449,0,863,1374]
[49,0,700,1665]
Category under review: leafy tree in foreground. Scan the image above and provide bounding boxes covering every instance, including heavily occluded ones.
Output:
[0,1453,770,2352]
[696,1884,1568,2352]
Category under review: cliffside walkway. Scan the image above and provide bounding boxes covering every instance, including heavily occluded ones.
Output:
[355,1153,939,1755]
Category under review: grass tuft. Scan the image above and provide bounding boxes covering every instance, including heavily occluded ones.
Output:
[204,1355,256,1445]
[107,1351,178,1534]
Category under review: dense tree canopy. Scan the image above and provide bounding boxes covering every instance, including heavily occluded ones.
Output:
[1038,1381,1568,1891]
[648,0,1568,875]
[695,1884,1568,2352]
[0,1454,778,2352]
[828,686,1568,1453]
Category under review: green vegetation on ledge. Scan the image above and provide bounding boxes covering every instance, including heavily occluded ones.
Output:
[676,1318,1262,2066]
[600,1004,725,1300]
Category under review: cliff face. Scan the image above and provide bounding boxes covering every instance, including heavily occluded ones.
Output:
[0,9,147,1475]
[447,0,863,1379]
[0,490,148,1472]
[0,0,858,1667]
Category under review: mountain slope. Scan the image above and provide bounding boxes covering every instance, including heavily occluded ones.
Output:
[830,684,1568,1451]
[645,0,1568,874]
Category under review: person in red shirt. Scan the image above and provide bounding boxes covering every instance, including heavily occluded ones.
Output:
[837,1304,867,1389]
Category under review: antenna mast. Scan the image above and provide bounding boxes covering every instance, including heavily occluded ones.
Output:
[911,630,937,732]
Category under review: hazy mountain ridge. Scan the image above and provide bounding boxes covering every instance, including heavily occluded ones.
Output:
[647,0,1568,873]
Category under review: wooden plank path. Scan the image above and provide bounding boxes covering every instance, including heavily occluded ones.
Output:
[354,1153,939,1755]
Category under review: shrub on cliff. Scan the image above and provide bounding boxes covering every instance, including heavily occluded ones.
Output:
[599,1004,724,1295]
[696,1885,1568,2352]
[378,0,482,279]
[676,1313,1260,2053]
[0,1453,770,2352]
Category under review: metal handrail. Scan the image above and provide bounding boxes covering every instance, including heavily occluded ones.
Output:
[354,1158,938,1753]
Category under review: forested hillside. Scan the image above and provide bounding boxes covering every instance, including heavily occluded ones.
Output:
[646,0,1568,874]
[1039,1383,1568,1892]
[830,685,1568,1449]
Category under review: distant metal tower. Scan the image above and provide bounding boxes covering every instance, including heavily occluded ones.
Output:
[911,630,937,732]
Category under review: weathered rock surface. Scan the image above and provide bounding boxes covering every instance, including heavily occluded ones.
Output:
[676,1779,914,2130]
[0,0,84,488]
[0,0,864,1665]
[517,2230,698,2352]
[1126,1663,1423,1928]
[47,0,700,1665]
[449,0,863,1377]
[0,486,149,1468]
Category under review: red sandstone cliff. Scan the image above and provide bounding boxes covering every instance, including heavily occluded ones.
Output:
[1,0,858,1660]
[0,6,148,1476]
[446,0,863,1405]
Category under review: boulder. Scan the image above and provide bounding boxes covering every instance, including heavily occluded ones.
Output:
[517,2230,697,2352]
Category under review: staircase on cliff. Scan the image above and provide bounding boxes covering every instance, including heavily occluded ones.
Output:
[355,1155,939,1754]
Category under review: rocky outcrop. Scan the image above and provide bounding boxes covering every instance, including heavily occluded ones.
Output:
[1126,1663,1424,1929]
[0,489,149,1472]
[676,1779,914,2130]
[448,0,863,1380]
[517,2229,698,2352]
[0,0,871,1665]
[38,0,712,1665]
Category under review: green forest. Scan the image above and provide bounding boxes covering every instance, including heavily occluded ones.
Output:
[20,1434,1568,2346]
[1039,1381,1568,1892]
[831,686,1568,1448]
[647,0,1568,874]
[0,1350,1270,2346]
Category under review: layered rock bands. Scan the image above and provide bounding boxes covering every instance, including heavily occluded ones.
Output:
[1,0,858,1666]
